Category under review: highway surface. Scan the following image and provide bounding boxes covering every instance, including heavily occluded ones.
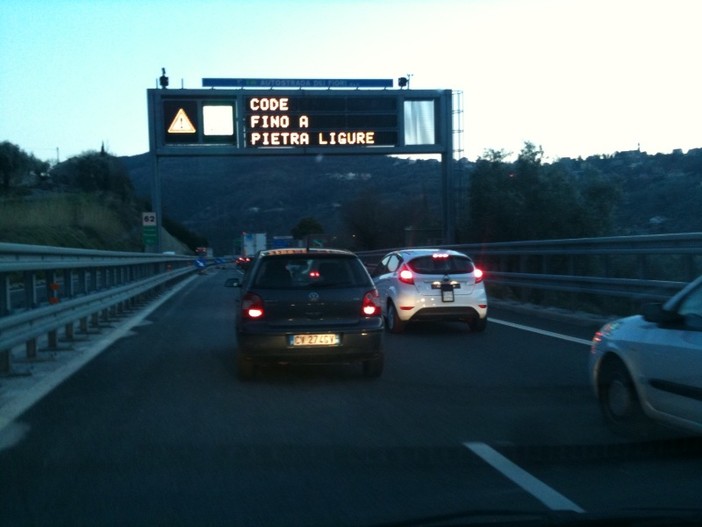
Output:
[1,267,701,526]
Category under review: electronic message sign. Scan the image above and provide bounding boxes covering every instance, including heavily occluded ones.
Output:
[147,86,452,156]
[245,94,398,148]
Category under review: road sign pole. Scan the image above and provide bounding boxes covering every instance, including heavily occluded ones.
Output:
[150,154,162,252]
[441,90,455,244]
[147,89,162,252]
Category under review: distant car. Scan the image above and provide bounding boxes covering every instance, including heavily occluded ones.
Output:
[236,256,252,271]
[228,248,384,380]
[590,275,702,435]
[371,248,487,333]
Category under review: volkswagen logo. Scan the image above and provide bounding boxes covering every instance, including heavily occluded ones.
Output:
[308,292,320,302]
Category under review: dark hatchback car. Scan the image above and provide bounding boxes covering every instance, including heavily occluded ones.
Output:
[229,248,384,380]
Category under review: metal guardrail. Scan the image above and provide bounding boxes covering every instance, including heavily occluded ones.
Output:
[3,232,701,374]
[0,242,198,374]
[358,232,702,312]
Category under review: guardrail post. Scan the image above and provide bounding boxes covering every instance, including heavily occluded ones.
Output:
[26,338,37,359]
[23,271,38,309]
[78,269,88,295]
[0,349,9,374]
[88,268,96,294]
[0,273,9,316]
[46,270,56,304]
[63,268,74,300]
[65,322,74,341]
[48,329,58,349]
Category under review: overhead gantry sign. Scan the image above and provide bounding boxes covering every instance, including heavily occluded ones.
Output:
[145,78,456,248]
[147,79,453,157]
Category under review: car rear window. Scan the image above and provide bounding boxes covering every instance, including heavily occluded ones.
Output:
[407,255,475,275]
[253,255,372,289]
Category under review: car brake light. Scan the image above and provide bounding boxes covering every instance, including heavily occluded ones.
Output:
[398,264,414,285]
[362,290,381,317]
[242,292,264,319]
[474,268,484,284]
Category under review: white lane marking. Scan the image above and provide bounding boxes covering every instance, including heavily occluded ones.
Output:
[491,318,592,346]
[465,442,585,513]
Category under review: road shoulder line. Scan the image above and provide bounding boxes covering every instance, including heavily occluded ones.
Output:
[490,318,592,346]
[0,275,198,435]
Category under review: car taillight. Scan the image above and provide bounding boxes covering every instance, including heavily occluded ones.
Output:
[362,290,381,317]
[398,264,414,285]
[242,292,264,320]
[474,268,484,284]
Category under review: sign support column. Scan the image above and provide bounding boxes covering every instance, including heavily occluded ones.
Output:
[150,154,162,252]
[147,89,162,252]
[441,90,455,244]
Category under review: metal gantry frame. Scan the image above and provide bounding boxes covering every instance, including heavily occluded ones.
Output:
[146,86,457,251]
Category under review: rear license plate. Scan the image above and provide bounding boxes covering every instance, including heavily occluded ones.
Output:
[290,334,340,346]
[441,283,455,302]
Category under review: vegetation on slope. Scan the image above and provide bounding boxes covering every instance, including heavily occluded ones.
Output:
[0,141,205,252]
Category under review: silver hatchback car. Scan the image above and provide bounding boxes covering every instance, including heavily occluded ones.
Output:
[371,248,487,333]
[590,275,702,436]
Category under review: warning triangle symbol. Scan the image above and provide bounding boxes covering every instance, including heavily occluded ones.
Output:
[168,108,197,134]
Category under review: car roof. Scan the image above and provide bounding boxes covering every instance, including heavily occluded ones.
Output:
[259,248,357,258]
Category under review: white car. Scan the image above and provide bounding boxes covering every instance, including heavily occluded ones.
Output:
[590,275,702,435]
[371,248,487,333]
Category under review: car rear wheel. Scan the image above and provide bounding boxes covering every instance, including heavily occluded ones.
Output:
[386,302,406,334]
[598,359,649,436]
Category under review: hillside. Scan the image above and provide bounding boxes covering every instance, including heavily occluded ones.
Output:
[0,145,200,253]
[121,154,448,254]
[0,193,142,250]
[3,144,701,254]
[121,148,702,255]
[558,149,702,235]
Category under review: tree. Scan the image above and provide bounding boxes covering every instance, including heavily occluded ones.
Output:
[291,217,324,240]
[51,151,134,200]
[466,151,521,242]
[464,141,617,243]
[0,141,48,192]
[480,148,511,163]
[340,189,389,250]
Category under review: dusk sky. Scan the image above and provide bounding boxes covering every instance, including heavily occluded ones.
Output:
[1,0,700,162]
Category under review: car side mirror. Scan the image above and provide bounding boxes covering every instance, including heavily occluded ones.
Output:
[642,302,680,324]
[224,278,240,288]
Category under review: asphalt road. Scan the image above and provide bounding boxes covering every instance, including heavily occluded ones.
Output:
[1,268,700,526]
